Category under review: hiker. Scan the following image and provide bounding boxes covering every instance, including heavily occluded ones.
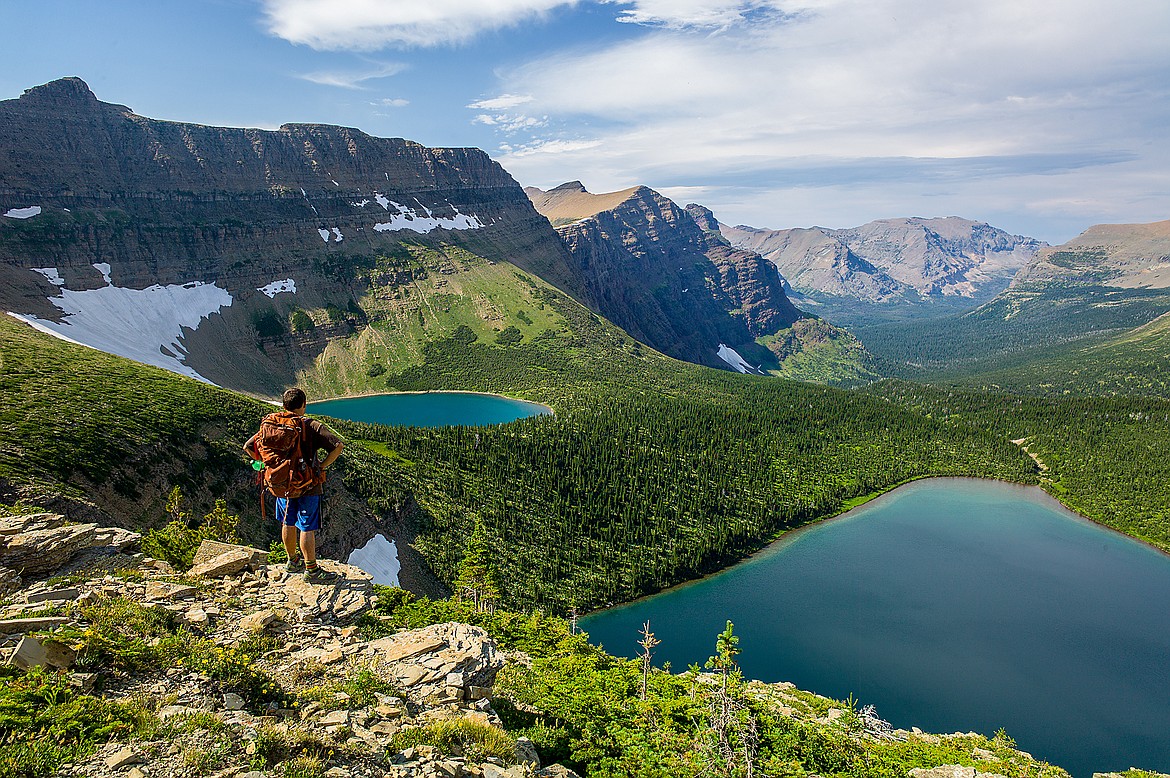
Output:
[244,387,344,583]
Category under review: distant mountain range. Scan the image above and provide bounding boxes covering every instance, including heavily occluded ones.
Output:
[720,216,1046,326]
[856,218,1170,387]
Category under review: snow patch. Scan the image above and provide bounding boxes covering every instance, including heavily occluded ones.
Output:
[317,228,331,243]
[257,278,296,298]
[346,534,400,586]
[93,263,112,284]
[352,199,370,208]
[10,280,234,383]
[717,343,763,375]
[3,206,41,219]
[373,200,484,235]
[373,192,391,210]
[332,179,340,187]
[331,227,343,242]
[32,267,65,286]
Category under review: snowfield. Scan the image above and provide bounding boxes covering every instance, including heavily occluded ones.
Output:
[9,268,233,383]
[257,278,296,298]
[3,206,41,219]
[32,267,65,286]
[373,199,483,234]
[346,534,400,586]
[717,343,763,375]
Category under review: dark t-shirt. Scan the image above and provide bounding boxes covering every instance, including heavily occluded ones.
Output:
[301,418,341,497]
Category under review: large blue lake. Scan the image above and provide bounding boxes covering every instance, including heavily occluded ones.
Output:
[308,391,551,428]
[580,478,1170,777]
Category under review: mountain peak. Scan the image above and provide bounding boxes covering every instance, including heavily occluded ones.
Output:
[549,180,588,193]
[21,76,100,106]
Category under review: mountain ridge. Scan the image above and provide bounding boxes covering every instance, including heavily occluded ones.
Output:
[721,216,1046,325]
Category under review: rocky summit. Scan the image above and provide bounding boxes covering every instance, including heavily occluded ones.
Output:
[720,216,1045,323]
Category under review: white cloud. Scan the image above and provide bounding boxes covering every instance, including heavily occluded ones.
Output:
[263,0,582,49]
[298,61,408,88]
[468,94,534,111]
[372,97,410,107]
[509,138,604,157]
[473,113,548,132]
[606,0,796,30]
[483,0,1170,241]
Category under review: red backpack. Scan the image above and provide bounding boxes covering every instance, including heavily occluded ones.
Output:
[254,411,324,499]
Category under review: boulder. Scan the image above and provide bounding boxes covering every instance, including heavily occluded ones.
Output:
[0,523,97,575]
[282,562,374,621]
[516,736,541,769]
[191,540,268,568]
[189,549,251,578]
[0,616,70,634]
[537,767,583,778]
[91,526,142,551]
[370,622,505,699]
[239,609,278,631]
[104,747,143,769]
[9,635,48,669]
[26,586,80,603]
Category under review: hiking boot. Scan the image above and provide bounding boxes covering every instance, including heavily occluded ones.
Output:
[285,557,305,574]
[304,565,340,584]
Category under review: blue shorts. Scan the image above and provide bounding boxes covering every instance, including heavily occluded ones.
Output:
[275,495,321,533]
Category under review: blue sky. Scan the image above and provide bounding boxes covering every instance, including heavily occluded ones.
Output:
[2,0,1168,244]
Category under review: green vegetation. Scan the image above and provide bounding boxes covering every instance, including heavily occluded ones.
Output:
[857,284,1170,379]
[370,589,1069,778]
[389,718,517,763]
[866,381,1170,551]
[140,487,242,570]
[760,318,880,387]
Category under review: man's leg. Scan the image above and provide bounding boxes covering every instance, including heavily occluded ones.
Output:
[299,527,317,566]
[282,522,299,561]
[296,495,337,582]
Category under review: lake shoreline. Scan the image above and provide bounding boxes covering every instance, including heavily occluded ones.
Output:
[309,388,554,414]
[582,474,1170,619]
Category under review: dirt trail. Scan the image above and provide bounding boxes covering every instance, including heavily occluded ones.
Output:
[1011,437,1049,472]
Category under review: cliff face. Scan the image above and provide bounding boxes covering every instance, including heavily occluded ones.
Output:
[722,216,1045,312]
[527,183,802,370]
[0,78,580,392]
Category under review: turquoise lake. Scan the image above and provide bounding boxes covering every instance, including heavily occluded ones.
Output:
[580,478,1170,777]
[308,391,551,428]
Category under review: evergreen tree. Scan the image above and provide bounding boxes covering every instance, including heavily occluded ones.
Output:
[453,519,502,614]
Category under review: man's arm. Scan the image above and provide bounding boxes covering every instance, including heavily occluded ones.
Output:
[320,440,344,471]
[243,433,259,460]
[310,420,344,470]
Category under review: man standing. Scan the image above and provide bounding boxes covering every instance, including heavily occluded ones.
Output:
[245,387,344,583]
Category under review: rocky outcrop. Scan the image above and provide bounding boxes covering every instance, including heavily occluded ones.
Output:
[528,184,803,370]
[0,511,140,580]
[721,217,1045,316]
[0,544,571,778]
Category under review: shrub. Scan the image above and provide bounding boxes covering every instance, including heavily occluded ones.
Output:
[389,717,516,763]
[290,309,316,333]
[495,326,522,346]
[0,667,143,778]
[141,488,241,571]
[367,362,386,378]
